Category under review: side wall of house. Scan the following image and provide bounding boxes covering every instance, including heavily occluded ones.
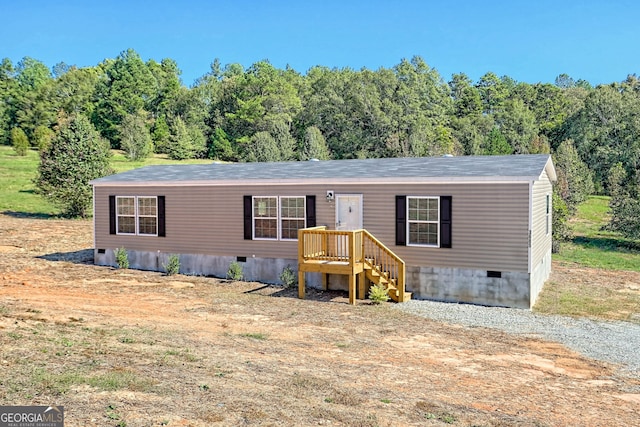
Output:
[529,170,554,306]
[94,181,532,306]
[94,181,530,270]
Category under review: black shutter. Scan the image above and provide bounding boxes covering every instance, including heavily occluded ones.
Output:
[109,195,116,235]
[243,195,252,240]
[395,195,406,246]
[305,195,316,227]
[440,196,452,248]
[157,196,166,237]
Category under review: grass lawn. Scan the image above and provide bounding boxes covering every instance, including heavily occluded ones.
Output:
[0,147,56,216]
[0,145,209,217]
[552,195,640,272]
[536,195,640,322]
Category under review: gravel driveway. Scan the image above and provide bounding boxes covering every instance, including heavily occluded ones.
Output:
[395,300,640,377]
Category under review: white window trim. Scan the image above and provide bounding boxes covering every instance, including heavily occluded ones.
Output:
[252,196,278,241]
[116,196,136,236]
[280,196,306,241]
[137,196,158,237]
[545,193,551,236]
[252,196,306,241]
[406,196,440,248]
[115,196,158,237]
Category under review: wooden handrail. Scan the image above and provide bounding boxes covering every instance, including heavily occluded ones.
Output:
[362,230,406,301]
[298,228,364,263]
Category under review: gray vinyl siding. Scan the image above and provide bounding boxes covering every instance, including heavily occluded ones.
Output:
[531,170,553,267]
[94,181,531,273]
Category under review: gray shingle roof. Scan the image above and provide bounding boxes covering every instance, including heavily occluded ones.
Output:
[91,154,555,185]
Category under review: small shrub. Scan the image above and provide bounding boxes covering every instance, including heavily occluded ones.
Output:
[114,247,129,269]
[279,265,296,288]
[227,261,243,281]
[163,254,180,276]
[11,127,29,156]
[368,283,389,304]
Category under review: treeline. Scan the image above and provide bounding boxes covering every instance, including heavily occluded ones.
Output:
[1,49,639,239]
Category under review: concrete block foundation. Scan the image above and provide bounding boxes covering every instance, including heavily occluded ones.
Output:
[406,266,532,309]
[94,249,321,287]
[94,249,550,309]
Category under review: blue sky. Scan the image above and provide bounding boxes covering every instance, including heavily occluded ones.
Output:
[2,0,638,87]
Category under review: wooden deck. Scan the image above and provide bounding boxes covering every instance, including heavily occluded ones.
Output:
[297,227,410,304]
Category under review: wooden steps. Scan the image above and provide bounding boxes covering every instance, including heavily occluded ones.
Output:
[364,263,411,303]
[298,227,408,304]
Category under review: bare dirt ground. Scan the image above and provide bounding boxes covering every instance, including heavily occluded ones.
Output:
[0,213,639,426]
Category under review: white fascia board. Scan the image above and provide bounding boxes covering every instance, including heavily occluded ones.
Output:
[91,176,540,187]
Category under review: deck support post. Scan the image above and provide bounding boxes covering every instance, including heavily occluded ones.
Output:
[358,271,366,299]
[298,271,305,299]
[348,273,356,305]
[321,273,328,290]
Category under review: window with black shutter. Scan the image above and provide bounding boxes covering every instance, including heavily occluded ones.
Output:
[395,195,406,246]
[399,195,452,248]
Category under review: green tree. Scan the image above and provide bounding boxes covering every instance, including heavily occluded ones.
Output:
[562,84,640,192]
[449,73,482,118]
[15,57,51,90]
[33,125,54,151]
[92,49,157,146]
[151,115,171,154]
[391,57,452,157]
[450,115,495,155]
[301,126,330,160]
[270,119,296,160]
[51,66,100,117]
[208,127,234,160]
[35,114,113,217]
[245,131,280,162]
[0,58,16,145]
[147,58,182,118]
[552,191,572,253]
[606,192,640,240]
[494,98,538,154]
[11,127,29,155]
[605,163,640,240]
[529,83,569,139]
[554,73,576,89]
[220,60,302,151]
[482,127,512,155]
[298,66,353,158]
[188,124,207,158]
[476,72,509,114]
[529,135,550,154]
[607,162,627,198]
[167,116,193,160]
[553,139,594,212]
[120,111,153,161]
[13,57,56,140]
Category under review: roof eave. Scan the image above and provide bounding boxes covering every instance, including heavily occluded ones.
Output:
[91,175,540,187]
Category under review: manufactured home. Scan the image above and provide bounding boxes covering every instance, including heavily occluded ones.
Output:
[91,154,556,309]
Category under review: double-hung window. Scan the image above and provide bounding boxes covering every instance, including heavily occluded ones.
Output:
[252,196,305,240]
[116,196,158,236]
[116,196,136,234]
[280,197,305,240]
[253,197,278,239]
[407,196,439,246]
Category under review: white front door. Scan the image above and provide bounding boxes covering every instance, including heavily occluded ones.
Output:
[335,194,363,230]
